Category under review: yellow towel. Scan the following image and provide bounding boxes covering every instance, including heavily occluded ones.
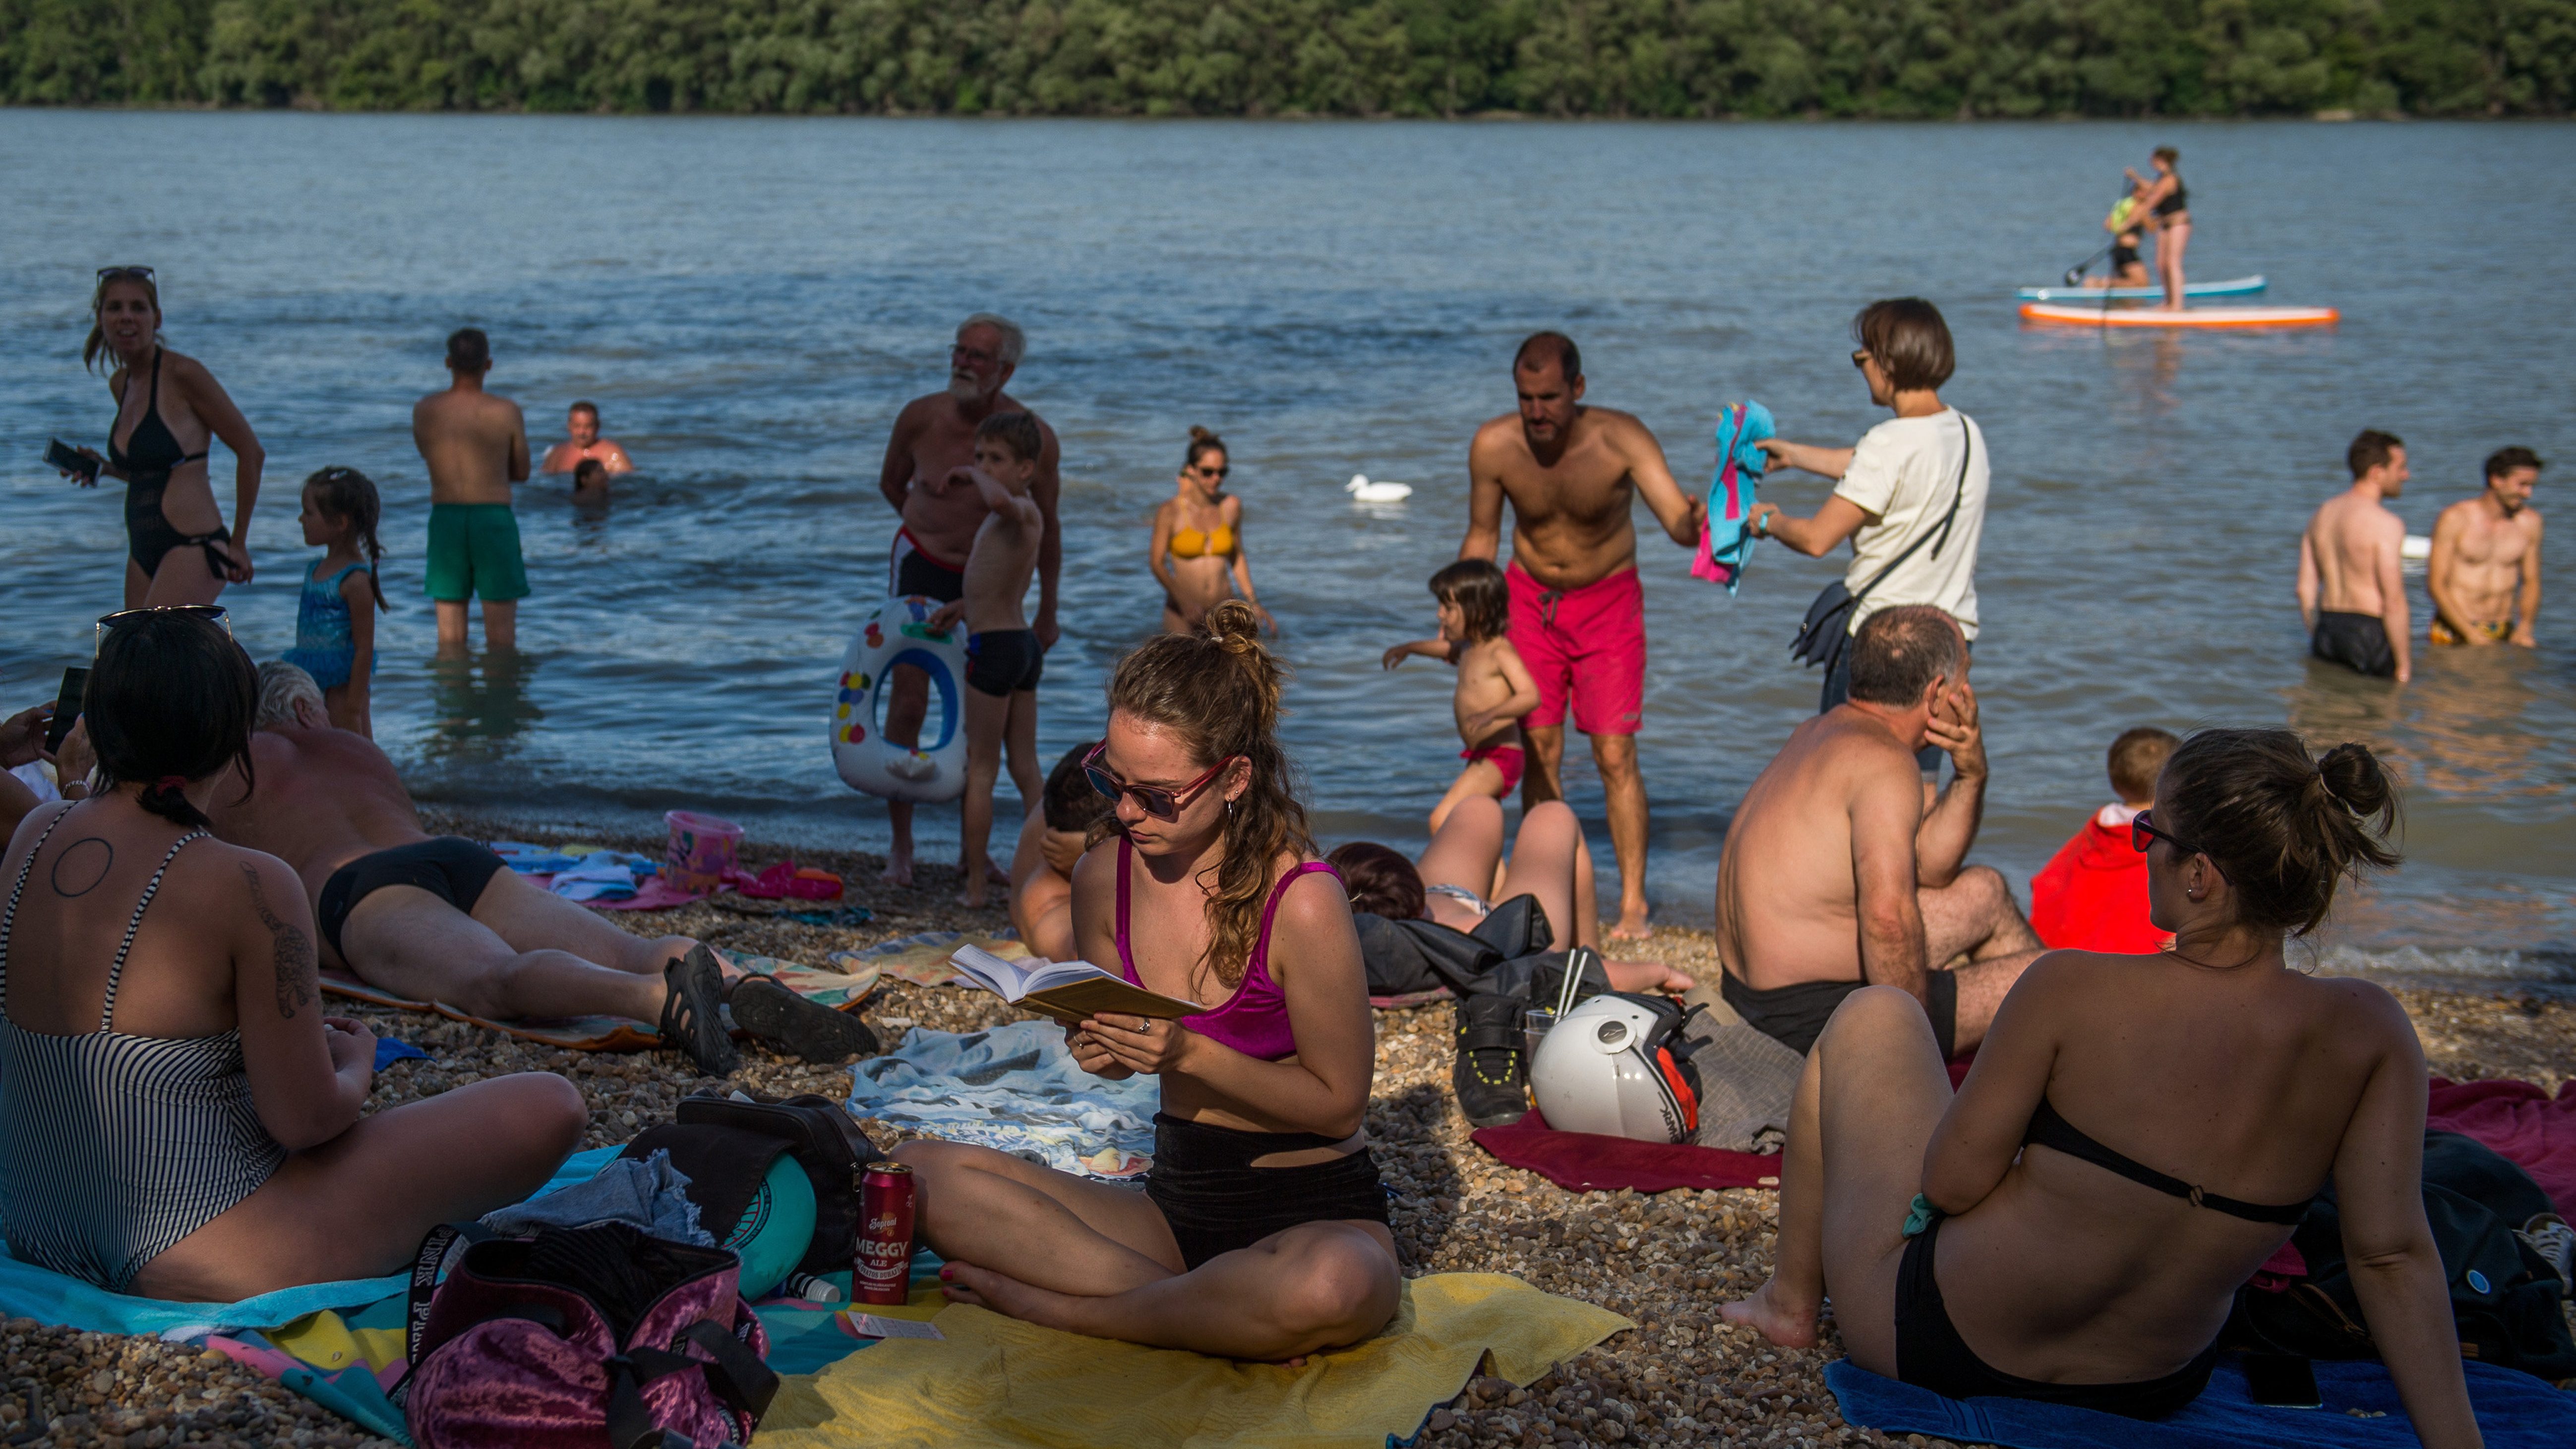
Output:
[759,1272,1630,1449]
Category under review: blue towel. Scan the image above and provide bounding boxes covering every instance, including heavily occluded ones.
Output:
[480,1147,713,1244]
[1695,400,1775,595]
[0,1145,620,1337]
[1826,1353,2576,1449]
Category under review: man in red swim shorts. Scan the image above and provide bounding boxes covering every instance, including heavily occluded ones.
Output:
[1459,333,1701,939]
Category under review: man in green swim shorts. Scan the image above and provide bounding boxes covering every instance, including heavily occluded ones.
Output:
[413,327,532,651]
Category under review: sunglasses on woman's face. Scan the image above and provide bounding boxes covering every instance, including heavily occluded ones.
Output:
[96,604,230,651]
[2131,810,2207,862]
[1084,742,1239,822]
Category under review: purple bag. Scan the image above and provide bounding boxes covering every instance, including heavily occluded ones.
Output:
[400,1221,778,1449]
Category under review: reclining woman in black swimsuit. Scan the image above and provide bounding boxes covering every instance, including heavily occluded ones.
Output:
[63,268,265,608]
[1723,728,2481,1445]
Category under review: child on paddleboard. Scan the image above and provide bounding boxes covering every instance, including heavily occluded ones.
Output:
[1379,558,1540,833]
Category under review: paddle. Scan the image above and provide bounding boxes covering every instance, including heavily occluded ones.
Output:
[2062,241,2114,287]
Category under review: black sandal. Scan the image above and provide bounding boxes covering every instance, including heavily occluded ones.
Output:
[660,945,741,1077]
[729,975,882,1064]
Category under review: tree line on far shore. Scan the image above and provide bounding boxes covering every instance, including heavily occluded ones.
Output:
[4,0,2568,118]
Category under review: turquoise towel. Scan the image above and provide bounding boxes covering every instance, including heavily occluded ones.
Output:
[1693,400,1774,594]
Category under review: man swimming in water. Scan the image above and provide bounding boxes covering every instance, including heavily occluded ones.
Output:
[2427,446,2544,648]
[214,664,879,1075]
[539,401,634,476]
[873,315,1063,888]
[413,328,530,653]
[2298,430,2413,683]
[1459,332,1701,941]
[1713,607,2044,1058]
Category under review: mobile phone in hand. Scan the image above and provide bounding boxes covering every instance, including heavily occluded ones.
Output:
[45,439,99,483]
[43,667,88,753]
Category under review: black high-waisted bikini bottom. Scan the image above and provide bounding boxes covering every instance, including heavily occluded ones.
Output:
[1896,1213,2218,1419]
[1143,1114,1390,1270]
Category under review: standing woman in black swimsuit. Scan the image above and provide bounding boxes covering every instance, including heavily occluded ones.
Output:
[1723,728,2480,1443]
[2126,147,2191,310]
[64,268,265,608]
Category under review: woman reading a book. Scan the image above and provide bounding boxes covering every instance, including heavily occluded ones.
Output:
[896,600,1398,1360]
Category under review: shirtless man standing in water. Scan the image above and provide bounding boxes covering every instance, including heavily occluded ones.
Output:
[2298,430,2412,683]
[1714,607,2044,1058]
[414,328,531,653]
[1458,332,1700,940]
[2428,446,2544,649]
[874,314,1062,887]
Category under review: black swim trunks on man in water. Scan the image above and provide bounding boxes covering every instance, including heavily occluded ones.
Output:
[888,529,965,605]
[2310,610,2396,678]
[316,837,509,962]
[1722,968,1959,1059]
[964,629,1045,697]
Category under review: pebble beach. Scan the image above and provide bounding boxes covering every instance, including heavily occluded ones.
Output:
[14,818,2570,1449]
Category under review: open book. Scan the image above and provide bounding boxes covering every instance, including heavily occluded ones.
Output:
[947,944,1201,1026]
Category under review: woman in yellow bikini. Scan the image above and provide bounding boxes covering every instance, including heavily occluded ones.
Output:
[1148,426,1272,635]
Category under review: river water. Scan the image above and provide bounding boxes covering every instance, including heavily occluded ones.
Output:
[3,113,2570,991]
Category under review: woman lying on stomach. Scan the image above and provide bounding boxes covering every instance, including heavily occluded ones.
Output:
[898,600,1398,1359]
[1724,727,2481,1446]
[0,608,585,1300]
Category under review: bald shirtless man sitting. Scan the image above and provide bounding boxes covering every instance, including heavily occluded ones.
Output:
[1459,332,1701,939]
[1714,606,2045,1058]
[211,663,878,1076]
[2428,446,2544,650]
[2298,429,2412,683]
[874,313,1063,887]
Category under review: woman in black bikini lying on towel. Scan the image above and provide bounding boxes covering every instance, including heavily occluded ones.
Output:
[1723,728,2482,1445]
[63,268,265,609]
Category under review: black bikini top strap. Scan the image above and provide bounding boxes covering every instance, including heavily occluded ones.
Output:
[2024,1098,2310,1225]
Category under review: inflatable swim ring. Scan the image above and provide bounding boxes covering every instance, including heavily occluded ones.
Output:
[832,597,969,804]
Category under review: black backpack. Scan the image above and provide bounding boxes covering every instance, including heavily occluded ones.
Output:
[2224,1130,2576,1381]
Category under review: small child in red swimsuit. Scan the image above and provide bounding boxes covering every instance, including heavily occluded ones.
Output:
[1380,559,1540,833]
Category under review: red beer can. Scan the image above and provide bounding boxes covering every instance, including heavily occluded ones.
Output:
[854,1161,916,1306]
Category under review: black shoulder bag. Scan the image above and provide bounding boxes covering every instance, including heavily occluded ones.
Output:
[1790,415,1974,673]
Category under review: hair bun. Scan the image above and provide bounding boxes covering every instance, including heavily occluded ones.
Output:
[2315,741,2394,819]
[1201,599,1262,652]
[1188,424,1216,444]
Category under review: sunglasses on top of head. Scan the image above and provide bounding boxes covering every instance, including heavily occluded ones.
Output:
[1084,742,1241,822]
[96,604,229,649]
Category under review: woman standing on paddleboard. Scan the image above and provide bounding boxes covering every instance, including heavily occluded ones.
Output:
[2126,147,2191,309]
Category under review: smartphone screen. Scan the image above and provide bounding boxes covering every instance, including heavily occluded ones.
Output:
[43,667,88,754]
[2242,1353,2322,1409]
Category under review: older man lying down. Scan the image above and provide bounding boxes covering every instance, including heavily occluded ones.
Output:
[213,663,877,1075]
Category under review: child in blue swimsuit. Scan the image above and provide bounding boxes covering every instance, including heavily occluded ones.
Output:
[282,467,388,737]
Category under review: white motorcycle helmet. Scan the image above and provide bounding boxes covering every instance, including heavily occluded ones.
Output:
[1529,993,1703,1143]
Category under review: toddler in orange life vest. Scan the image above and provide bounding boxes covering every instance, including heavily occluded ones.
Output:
[2030,727,2179,952]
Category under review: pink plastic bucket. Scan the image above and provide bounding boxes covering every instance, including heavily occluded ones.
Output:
[663,811,743,895]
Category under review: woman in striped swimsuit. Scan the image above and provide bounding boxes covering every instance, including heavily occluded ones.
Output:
[0,609,586,1300]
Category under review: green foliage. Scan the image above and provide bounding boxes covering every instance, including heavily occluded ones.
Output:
[0,0,2568,114]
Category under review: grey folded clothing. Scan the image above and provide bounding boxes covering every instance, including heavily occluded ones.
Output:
[483,1147,715,1245]
[1682,1008,1803,1155]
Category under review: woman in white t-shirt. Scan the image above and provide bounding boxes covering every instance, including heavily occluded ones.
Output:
[1750,299,1990,724]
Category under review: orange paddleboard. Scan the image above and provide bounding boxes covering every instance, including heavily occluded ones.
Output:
[2021,302,2339,329]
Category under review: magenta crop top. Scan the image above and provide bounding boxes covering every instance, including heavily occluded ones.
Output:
[1113,837,1339,1063]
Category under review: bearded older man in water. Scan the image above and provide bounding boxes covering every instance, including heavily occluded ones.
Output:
[874,313,1062,888]
[212,663,880,1076]
[1458,332,1700,940]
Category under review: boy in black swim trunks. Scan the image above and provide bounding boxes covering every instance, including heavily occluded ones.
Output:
[928,412,1048,909]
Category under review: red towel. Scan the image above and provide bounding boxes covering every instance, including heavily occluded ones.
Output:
[2428,1076,2576,1220]
[1471,1110,1783,1193]
[2029,815,2166,953]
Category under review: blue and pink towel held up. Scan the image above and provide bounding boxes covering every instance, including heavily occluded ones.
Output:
[1694,400,1775,594]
